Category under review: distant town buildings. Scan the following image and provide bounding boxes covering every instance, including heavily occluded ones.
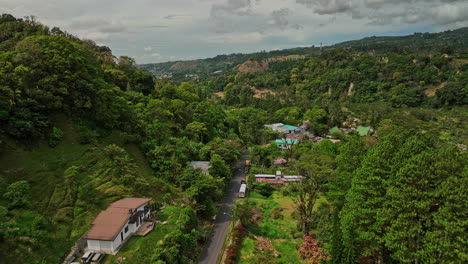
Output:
[264,116,375,150]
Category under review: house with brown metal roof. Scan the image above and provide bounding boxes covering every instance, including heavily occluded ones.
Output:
[84,197,153,254]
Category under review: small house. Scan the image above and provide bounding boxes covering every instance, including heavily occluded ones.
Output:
[283,175,303,182]
[356,126,373,136]
[274,158,287,166]
[281,125,300,134]
[329,126,340,134]
[188,161,211,175]
[264,123,284,132]
[275,138,299,149]
[84,198,153,254]
[265,123,301,134]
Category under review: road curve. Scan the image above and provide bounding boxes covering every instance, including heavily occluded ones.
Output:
[198,150,250,264]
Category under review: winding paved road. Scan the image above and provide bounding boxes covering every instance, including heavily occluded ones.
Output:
[198,150,250,264]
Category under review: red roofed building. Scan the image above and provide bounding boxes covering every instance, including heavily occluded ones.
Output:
[84,197,152,254]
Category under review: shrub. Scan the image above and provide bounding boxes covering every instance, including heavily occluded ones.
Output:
[77,126,99,144]
[299,234,328,264]
[3,180,31,208]
[225,245,239,264]
[255,182,274,197]
[48,127,64,147]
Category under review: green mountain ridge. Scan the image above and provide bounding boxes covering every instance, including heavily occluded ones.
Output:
[140,27,468,77]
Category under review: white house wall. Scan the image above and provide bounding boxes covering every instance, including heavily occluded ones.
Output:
[122,222,133,240]
[87,240,101,251]
[112,231,122,252]
[128,222,137,233]
[99,240,113,251]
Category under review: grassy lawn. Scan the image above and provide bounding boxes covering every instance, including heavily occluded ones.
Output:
[238,191,304,264]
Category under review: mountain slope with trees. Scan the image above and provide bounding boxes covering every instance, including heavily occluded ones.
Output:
[140,27,468,77]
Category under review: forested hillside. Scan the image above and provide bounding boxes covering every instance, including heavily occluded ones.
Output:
[0,13,467,264]
[140,27,468,77]
[0,14,242,264]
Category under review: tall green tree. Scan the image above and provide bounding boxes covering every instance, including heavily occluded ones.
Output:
[341,132,406,263]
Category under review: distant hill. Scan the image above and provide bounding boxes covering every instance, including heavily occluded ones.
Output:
[140,27,468,77]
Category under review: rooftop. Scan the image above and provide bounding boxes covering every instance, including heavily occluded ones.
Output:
[188,161,211,174]
[281,125,299,130]
[356,126,372,136]
[275,138,299,145]
[109,198,152,209]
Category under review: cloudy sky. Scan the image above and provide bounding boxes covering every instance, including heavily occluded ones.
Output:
[1,0,468,63]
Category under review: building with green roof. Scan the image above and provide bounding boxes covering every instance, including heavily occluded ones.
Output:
[329,126,340,134]
[282,125,299,130]
[356,126,372,136]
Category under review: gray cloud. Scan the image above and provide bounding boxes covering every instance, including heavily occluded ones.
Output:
[271,8,290,29]
[432,3,468,24]
[364,0,408,9]
[209,0,255,33]
[364,0,466,9]
[296,0,352,15]
[363,1,468,26]
[255,8,302,33]
[401,8,428,24]
[210,0,253,17]
[141,25,168,29]
[164,14,193,20]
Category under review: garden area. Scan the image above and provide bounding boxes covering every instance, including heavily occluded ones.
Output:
[238,191,302,264]
[223,188,328,264]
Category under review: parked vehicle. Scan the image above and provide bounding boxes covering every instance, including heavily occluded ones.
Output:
[82,251,95,263]
[90,252,104,263]
[239,183,247,198]
[244,160,251,173]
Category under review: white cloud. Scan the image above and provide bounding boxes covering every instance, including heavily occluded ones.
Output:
[81,32,110,41]
[144,46,153,52]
